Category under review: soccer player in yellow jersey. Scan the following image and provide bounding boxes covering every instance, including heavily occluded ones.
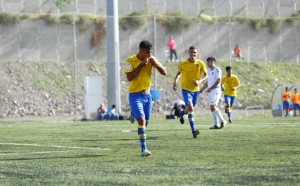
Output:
[221,66,240,123]
[124,40,167,156]
[292,88,300,116]
[173,46,208,138]
[282,87,291,117]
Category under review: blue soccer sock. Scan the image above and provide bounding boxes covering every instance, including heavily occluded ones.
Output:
[227,111,232,120]
[188,112,196,133]
[138,127,147,151]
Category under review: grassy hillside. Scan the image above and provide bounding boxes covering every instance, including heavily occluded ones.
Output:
[0,61,299,118]
[162,60,300,108]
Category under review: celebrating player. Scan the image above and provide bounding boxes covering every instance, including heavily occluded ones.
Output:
[221,66,240,123]
[124,40,167,156]
[200,57,227,129]
[173,46,208,138]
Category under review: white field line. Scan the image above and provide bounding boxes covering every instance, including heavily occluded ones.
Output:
[255,123,299,125]
[0,150,81,156]
[201,122,298,126]
[0,143,110,151]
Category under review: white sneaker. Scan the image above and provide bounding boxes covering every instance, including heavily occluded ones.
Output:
[141,149,151,156]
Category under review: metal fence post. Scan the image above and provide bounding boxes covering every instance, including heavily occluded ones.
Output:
[229,0,232,66]
[153,15,157,118]
[72,14,78,121]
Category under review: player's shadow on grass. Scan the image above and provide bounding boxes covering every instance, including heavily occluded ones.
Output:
[79,138,136,142]
[0,154,107,161]
[79,136,160,142]
[147,129,187,132]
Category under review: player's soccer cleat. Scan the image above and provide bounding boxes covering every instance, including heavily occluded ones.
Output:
[229,119,232,123]
[192,130,200,138]
[220,121,227,129]
[129,115,135,124]
[141,149,151,156]
[209,125,219,129]
[179,116,184,124]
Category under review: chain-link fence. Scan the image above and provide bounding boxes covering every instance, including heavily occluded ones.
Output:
[1,14,300,64]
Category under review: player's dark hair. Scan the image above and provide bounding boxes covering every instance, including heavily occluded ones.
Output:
[226,66,232,71]
[189,46,197,51]
[139,40,152,49]
[206,57,216,62]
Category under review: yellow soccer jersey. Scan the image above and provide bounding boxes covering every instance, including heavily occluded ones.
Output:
[221,75,240,96]
[124,54,153,93]
[179,59,207,92]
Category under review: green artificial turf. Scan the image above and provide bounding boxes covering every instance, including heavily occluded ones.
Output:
[0,117,299,185]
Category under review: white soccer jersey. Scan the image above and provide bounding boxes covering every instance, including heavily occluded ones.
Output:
[207,66,222,105]
[207,66,222,88]
[174,99,185,106]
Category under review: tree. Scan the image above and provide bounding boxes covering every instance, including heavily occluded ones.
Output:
[55,0,74,9]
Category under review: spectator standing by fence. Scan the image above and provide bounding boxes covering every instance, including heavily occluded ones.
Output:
[168,36,178,62]
[282,87,291,117]
[292,88,300,116]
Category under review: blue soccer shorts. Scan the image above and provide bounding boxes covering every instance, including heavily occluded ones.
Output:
[294,103,300,109]
[129,93,152,121]
[283,101,290,110]
[182,89,199,107]
[224,95,236,106]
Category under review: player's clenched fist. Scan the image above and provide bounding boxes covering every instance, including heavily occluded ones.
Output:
[148,56,158,66]
[173,82,177,91]
[141,58,148,66]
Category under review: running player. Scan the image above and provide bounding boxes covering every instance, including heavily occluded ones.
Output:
[200,57,227,129]
[173,46,208,138]
[221,66,240,123]
[124,40,167,156]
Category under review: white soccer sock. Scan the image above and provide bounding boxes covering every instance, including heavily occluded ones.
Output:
[212,112,219,126]
[214,109,225,122]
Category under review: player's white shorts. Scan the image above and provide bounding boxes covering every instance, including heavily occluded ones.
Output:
[208,88,221,106]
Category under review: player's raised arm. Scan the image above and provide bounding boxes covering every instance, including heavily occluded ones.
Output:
[125,58,148,81]
[149,56,167,75]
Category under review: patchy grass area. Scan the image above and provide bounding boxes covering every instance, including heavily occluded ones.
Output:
[0,117,299,185]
